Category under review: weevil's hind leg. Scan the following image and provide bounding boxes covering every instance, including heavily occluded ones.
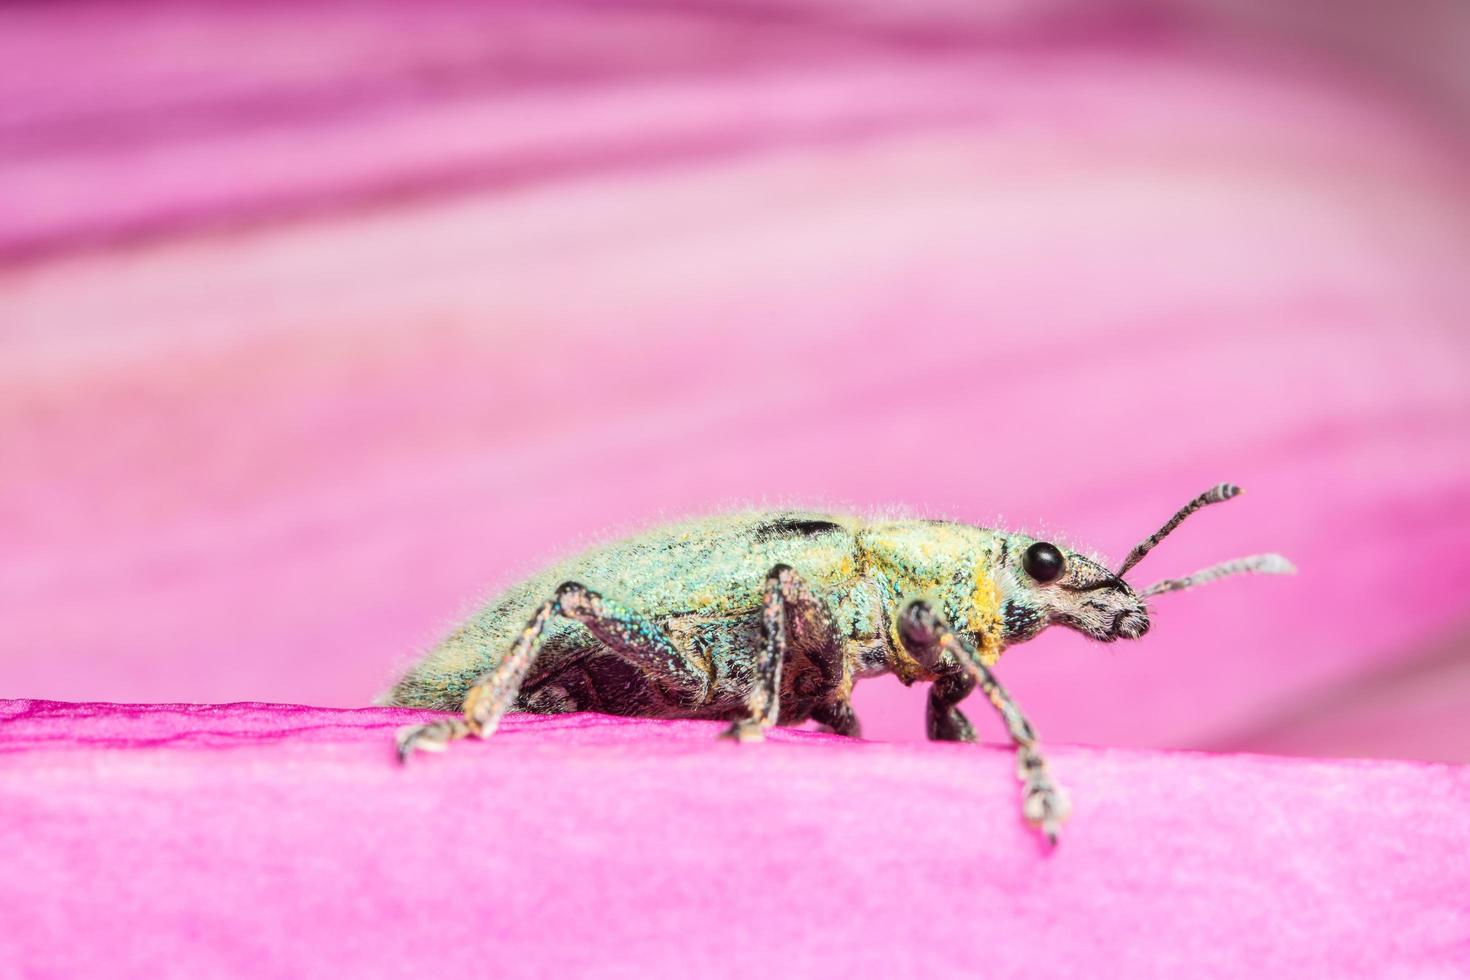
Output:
[900,601,1070,846]
[722,564,843,743]
[396,597,559,760]
[397,582,709,761]
[927,672,977,743]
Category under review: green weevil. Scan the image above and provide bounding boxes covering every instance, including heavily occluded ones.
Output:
[388,484,1292,844]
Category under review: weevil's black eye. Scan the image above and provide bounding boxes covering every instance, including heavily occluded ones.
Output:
[1023,542,1066,583]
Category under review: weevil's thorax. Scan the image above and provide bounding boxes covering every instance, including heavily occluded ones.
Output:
[855,521,1009,682]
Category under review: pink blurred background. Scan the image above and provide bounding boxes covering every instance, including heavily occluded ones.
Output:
[3,0,1469,760]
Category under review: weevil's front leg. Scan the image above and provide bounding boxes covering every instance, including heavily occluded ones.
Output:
[899,601,1070,845]
[722,564,850,742]
[397,582,708,760]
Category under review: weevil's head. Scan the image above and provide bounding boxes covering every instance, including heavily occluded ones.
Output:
[998,538,1150,644]
[996,484,1294,646]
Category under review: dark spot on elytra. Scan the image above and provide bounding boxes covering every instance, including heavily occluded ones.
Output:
[753,518,843,542]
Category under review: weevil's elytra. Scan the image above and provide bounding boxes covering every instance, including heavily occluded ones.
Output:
[387,484,1294,845]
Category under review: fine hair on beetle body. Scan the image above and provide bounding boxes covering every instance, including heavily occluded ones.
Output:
[387,483,1294,845]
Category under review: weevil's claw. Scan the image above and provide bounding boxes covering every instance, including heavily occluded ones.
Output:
[720,720,767,743]
[1024,789,1069,850]
[395,725,431,763]
[1018,746,1070,848]
[1023,787,1070,843]
[395,718,471,763]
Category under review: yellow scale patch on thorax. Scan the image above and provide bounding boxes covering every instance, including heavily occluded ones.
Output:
[856,523,1006,683]
[968,563,1005,667]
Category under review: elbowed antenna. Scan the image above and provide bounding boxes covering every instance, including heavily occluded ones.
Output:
[1116,483,1240,577]
[1139,554,1296,598]
[1118,482,1296,597]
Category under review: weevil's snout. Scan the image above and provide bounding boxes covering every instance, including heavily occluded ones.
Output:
[1054,573,1150,644]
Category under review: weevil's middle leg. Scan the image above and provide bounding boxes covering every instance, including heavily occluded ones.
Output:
[927,672,977,743]
[811,700,862,738]
[899,601,1070,845]
[398,582,708,760]
[722,564,850,742]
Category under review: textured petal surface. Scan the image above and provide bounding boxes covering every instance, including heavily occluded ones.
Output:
[2,702,1468,978]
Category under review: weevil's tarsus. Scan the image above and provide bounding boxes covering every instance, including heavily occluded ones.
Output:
[1019,745,1068,849]
[1140,553,1297,598]
[396,716,473,761]
[899,600,1069,847]
[1117,483,1241,577]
